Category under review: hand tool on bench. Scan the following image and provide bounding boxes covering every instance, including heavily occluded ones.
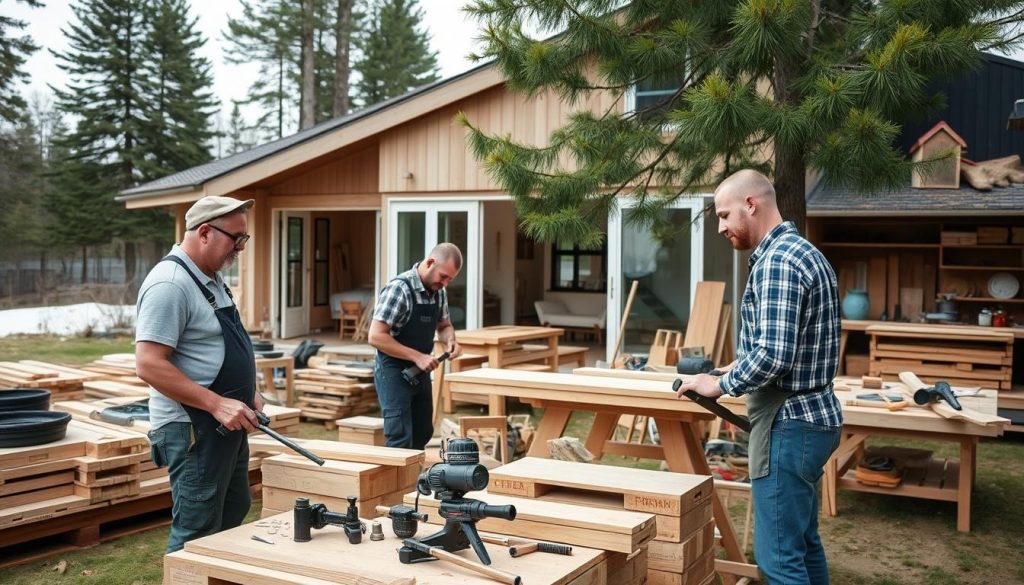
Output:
[479,534,573,556]
[402,538,521,585]
[673,357,752,432]
[217,411,325,465]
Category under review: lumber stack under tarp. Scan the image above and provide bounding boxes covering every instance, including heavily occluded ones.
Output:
[488,457,717,585]
[294,362,378,428]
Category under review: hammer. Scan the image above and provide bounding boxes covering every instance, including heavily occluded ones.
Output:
[401,351,450,385]
[674,357,752,433]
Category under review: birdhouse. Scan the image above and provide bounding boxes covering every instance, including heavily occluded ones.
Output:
[909,121,967,189]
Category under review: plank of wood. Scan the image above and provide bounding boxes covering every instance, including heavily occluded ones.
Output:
[488,457,711,518]
[261,454,397,498]
[899,288,923,322]
[868,256,887,320]
[886,253,900,319]
[683,282,726,357]
[247,436,422,467]
[897,372,1009,427]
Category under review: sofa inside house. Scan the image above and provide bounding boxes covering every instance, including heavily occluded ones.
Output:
[534,300,606,343]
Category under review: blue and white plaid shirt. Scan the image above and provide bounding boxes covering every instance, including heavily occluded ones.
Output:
[372,263,450,337]
[719,222,843,427]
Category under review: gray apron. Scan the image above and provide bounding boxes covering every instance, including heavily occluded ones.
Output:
[745,385,790,480]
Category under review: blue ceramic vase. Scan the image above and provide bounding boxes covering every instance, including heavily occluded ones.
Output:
[842,289,870,320]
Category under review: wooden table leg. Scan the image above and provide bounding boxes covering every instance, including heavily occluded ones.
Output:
[282,363,294,407]
[260,367,276,403]
[526,407,573,457]
[957,437,974,532]
[584,413,618,459]
[656,418,748,567]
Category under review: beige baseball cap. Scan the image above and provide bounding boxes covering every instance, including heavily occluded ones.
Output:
[185,196,255,231]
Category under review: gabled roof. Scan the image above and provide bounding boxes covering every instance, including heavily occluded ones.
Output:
[806,179,1024,216]
[117,61,500,202]
[908,121,967,155]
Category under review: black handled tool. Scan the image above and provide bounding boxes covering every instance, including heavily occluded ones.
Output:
[217,411,325,466]
[402,351,450,385]
[671,378,752,433]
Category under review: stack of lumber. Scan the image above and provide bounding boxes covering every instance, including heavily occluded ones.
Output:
[254,437,423,519]
[488,458,716,585]
[335,415,384,445]
[867,324,1013,390]
[294,362,378,428]
[0,419,148,531]
[168,510,632,585]
[0,360,102,401]
[80,353,147,386]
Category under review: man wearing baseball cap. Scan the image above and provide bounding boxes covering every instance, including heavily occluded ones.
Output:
[135,195,260,553]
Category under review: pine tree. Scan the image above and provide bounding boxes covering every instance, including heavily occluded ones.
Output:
[225,0,303,139]
[139,0,217,180]
[0,0,42,124]
[227,101,257,155]
[462,0,1024,244]
[355,0,440,107]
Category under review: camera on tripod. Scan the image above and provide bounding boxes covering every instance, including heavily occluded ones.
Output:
[399,437,516,566]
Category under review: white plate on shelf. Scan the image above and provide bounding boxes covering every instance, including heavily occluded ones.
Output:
[988,272,1020,299]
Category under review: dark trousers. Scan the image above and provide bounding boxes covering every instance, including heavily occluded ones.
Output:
[373,364,434,450]
[149,421,252,553]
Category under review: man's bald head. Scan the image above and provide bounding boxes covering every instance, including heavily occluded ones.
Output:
[714,169,777,206]
[713,169,783,251]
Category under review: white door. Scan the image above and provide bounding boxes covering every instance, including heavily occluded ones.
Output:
[606,196,706,360]
[280,211,311,338]
[387,201,481,330]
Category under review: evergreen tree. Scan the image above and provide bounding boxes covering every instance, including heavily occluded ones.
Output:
[227,101,257,155]
[139,0,217,180]
[0,115,46,259]
[0,0,42,124]
[225,0,302,139]
[462,0,1024,244]
[355,0,439,107]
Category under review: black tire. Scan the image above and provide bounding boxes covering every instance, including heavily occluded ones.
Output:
[0,388,51,412]
[0,411,72,447]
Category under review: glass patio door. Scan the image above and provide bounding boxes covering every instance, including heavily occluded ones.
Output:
[280,211,311,338]
[387,201,480,330]
[606,197,706,360]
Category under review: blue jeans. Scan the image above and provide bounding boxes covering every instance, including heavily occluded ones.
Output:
[373,364,434,450]
[752,417,841,585]
[149,422,252,553]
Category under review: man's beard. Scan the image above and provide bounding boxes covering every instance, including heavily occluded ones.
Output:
[219,252,238,271]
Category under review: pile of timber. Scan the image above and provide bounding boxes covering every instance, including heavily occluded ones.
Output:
[0,360,104,401]
[80,353,147,386]
[253,437,423,519]
[867,324,1013,390]
[488,457,717,585]
[294,361,378,428]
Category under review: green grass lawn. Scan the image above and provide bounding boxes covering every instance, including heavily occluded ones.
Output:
[1,335,1023,584]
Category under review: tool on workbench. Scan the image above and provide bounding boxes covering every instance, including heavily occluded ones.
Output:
[910,379,962,410]
[376,504,428,538]
[479,534,573,557]
[293,495,367,544]
[402,351,450,385]
[399,438,516,566]
[673,357,752,432]
[216,410,325,465]
[251,534,275,545]
[402,538,522,585]
[369,521,385,541]
[854,392,908,411]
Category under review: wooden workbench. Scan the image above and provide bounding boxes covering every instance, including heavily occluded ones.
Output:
[255,356,295,407]
[443,367,751,576]
[167,513,628,585]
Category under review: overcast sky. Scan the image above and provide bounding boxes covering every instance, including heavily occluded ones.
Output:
[8,0,481,128]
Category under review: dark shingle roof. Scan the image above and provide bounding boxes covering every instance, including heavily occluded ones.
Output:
[807,180,1024,216]
[118,62,494,200]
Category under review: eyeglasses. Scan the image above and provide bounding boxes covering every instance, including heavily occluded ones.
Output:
[207,224,250,248]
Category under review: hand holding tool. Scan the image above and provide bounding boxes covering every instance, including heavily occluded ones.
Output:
[402,351,450,385]
[671,378,751,432]
[218,411,325,466]
[479,534,573,557]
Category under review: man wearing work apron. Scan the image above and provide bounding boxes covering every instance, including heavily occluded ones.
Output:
[369,243,463,449]
[135,196,261,553]
[675,170,842,584]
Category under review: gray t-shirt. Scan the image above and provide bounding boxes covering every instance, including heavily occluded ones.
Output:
[135,245,234,430]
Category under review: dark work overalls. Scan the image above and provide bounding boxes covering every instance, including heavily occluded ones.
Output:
[374,272,441,450]
[150,255,256,553]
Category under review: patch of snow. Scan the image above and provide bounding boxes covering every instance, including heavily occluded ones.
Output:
[0,303,136,337]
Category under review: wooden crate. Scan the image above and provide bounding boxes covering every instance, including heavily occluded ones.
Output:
[336,415,385,446]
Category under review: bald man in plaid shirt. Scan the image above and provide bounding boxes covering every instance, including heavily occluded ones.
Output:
[368,243,463,449]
